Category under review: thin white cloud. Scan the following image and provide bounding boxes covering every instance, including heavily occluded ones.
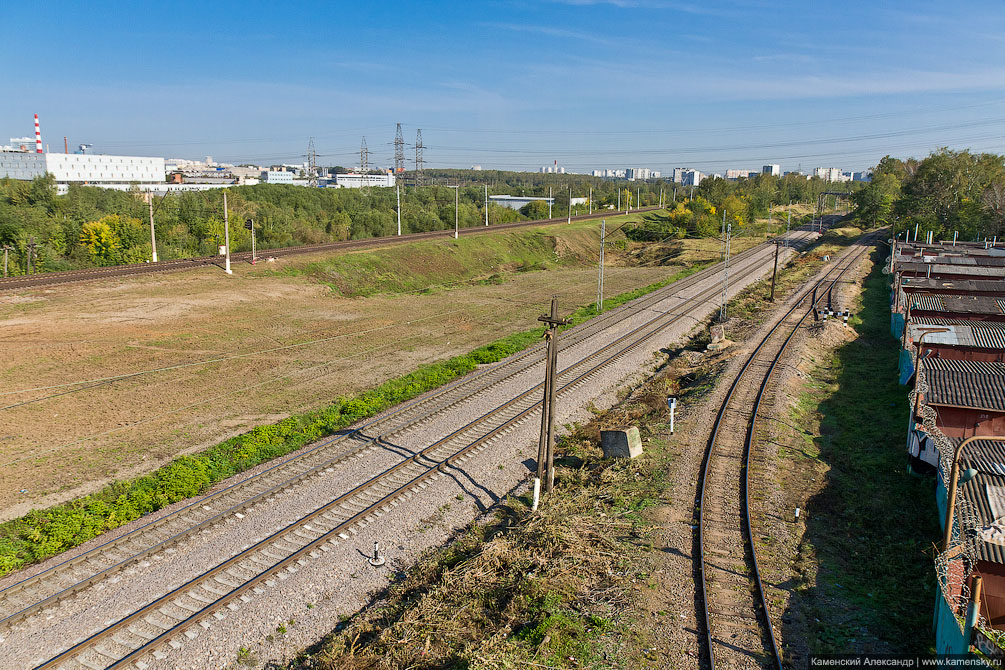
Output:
[542,0,737,16]
[482,22,615,46]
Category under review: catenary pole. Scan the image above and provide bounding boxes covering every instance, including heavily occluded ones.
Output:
[589,186,592,215]
[769,241,779,301]
[786,201,791,248]
[549,187,553,219]
[597,219,606,311]
[148,194,158,263]
[454,186,459,239]
[484,184,489,226]
[223,191,232,274]
[396,184,401,236]
[568,185,572,224]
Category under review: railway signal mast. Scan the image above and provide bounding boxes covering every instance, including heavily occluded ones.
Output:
[244,218,256,263]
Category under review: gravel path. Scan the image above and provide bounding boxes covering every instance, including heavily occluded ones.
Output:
[4,229,818,670]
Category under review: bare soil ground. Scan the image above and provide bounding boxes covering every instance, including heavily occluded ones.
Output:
[0,222,762,521]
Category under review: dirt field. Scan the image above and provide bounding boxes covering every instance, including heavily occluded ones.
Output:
[0,217,771,521]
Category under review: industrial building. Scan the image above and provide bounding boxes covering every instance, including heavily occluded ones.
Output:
[334,172,396,188]
[488,194,554,210]
[0,151,166,193]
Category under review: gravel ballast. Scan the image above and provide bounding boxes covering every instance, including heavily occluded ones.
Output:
[4,230,819,670]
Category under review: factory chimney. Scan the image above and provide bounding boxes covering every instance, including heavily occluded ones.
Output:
[34,114,43,154]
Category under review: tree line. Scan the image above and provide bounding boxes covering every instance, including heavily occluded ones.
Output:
[852,148,1005,241]
[0,169,855,275]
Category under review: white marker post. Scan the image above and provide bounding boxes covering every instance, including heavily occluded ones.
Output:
[667,397,677,434]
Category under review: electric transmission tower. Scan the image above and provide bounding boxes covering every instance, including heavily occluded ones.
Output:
[307,137,318,187]
[414,129,424,186]
[360,136,369,173]
[394,123,405,175]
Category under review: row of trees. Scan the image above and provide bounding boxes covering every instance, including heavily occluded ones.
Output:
[852,149,1005,241]
[0,169,858,275]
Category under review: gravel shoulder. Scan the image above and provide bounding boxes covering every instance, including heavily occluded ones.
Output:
[3,233,814,669]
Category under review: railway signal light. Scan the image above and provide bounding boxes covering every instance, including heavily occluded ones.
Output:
[244,218,253,230]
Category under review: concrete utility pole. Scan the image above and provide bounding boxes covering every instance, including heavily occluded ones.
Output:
[637,187,640,212]
[26,237,36,275]
[617,188,621,211]
[148,194,158,263]
[396,184,402,236]
[533,297,571,509]
[454,186,459,239]
[720,209,727,260]
[769,240,780,301]
[548,186,553,219]
[768,203,772,237]
[719,223,731,322]
[2,244,11,278]
[223,191,232,274]
[589,187,592,215]
[484,184,489,226]
[597,219,606,311]
[786,201,791,248]
[567,185,572,224]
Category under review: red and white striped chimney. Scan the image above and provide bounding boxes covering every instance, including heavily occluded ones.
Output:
[34,114,43,154]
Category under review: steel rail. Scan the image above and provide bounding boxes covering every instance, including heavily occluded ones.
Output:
[0,207,667,291]
[32,224,812,670]
[0,227,816,631]
[697,231,876,670]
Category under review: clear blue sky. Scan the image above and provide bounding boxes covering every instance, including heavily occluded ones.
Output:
[3,0,1005,173]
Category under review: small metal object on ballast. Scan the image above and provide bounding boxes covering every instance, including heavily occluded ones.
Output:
[368,541,385,567]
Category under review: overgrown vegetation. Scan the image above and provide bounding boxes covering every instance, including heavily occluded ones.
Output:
[281,224,867,669]
[852,149,1005,240]
[0,168,851,275]
[287,415,666,669]
[0,263,707,578]
[793,250,938,653]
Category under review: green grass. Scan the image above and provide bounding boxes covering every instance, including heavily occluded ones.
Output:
[0,261,705,578]
[796,248,938,653]
[270,219,613,297]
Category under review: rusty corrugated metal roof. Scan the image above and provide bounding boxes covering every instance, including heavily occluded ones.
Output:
[956,439,1005,563]
[924,359,1005,411]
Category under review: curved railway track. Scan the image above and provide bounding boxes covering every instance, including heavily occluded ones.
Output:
[27,227,824,670]
[0,207,663,291]
[1,228,820,639]
[696,232,877,670]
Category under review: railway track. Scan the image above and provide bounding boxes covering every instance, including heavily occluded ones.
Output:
[27,228,824,670]
[0,227,820,636]
[696,231,876,670]
[0,207,664,292]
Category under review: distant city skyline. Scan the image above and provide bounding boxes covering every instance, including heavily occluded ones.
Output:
[3,1,1005,173]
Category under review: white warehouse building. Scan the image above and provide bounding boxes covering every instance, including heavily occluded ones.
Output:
[0,152,166,186]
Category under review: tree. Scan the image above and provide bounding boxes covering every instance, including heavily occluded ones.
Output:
[852,172,900,228]
[80,219,120,265]
[519,200,550,220]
